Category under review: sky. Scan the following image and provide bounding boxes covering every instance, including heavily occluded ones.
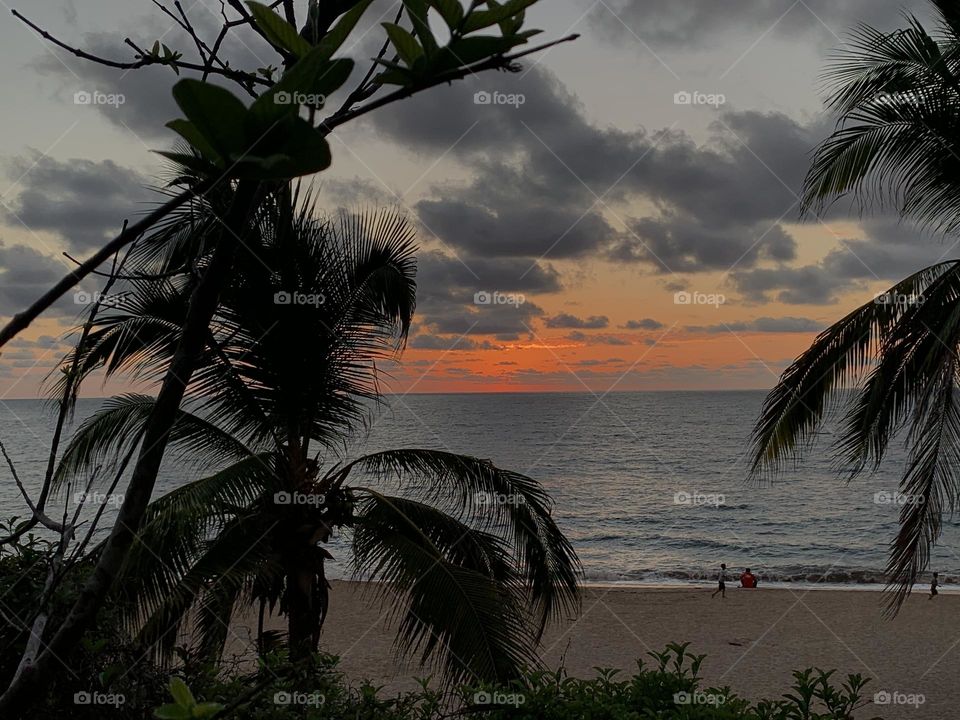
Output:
[0,0,950,397]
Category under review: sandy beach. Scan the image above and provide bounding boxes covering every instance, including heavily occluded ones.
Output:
[227,582,958,719]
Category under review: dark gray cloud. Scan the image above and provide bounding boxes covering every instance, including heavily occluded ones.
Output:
[687,316,823,334]
[544,313,609,329]
[588,0,927,50]
[566,331,631,346]
[410,335,503,351]
[4,153,149,253]
[0,241,80,319]
[621,318,664,330]
[372,68,820,274]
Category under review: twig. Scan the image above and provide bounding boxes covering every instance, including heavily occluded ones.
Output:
[11,10,269,88]
[0,176,217,349]
[318,34,580,135]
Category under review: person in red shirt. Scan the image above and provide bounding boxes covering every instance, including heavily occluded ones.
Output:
[739,568,757,588]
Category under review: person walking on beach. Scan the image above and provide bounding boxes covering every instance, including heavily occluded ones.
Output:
[739,568,757,588]
[930,572,939,599]
[712,563,727,598]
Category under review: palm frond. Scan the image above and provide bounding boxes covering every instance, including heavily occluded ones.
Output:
[338,448,581,637]
[352,490,538,684]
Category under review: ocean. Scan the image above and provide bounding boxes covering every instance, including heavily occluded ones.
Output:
[2,391,957,590]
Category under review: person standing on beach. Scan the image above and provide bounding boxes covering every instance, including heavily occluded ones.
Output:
[712,563,727,598]
[930,572,939,599]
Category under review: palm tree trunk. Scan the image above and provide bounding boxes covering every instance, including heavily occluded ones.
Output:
[286,567,318,662]
[0,179,262,716]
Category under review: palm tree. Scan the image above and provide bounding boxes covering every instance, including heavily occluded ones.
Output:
[56,191,580,683]
[750,0,960,610]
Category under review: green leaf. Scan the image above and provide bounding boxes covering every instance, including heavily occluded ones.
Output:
[462,0,537,33]
[383,23,424,66]
[155,704,191,720]
[231,117,332,179]
[170,80,249,159]
[430,0,464,29]
[166,120,220,162]
[245,1,313,58]
[315,0,376,60]
[168,677,195,708]
[248,55,354,130]
[445,35,518,67]
[403,0,438,54]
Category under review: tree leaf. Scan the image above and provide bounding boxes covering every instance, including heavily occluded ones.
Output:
[383,23,424,66]
[315,0,376,61]
[154,705,191,720]
[168,677,195,708]
[166,120,221,163]
[170,80,249,159]
[245,1,313,58]
[462,0,537,33]
[430,0,464,29]
[248,54,354,130]
[403,0,438,55]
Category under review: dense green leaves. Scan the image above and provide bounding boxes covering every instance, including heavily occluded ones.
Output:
[245,1,312,58]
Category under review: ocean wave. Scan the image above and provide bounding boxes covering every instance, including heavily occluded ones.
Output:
[581,567,957,586]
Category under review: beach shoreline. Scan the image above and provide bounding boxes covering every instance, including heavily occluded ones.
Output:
[230,581,959,719]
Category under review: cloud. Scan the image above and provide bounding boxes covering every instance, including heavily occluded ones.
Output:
[544,313,609,329]
[566,331,631,346]
[410,335,503,351]
[370,68,823,276]
[687,316,823,334]
[3,153,149,252]
[621,318,664,330]
[0,241,79,319]
[587,0,925,50]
